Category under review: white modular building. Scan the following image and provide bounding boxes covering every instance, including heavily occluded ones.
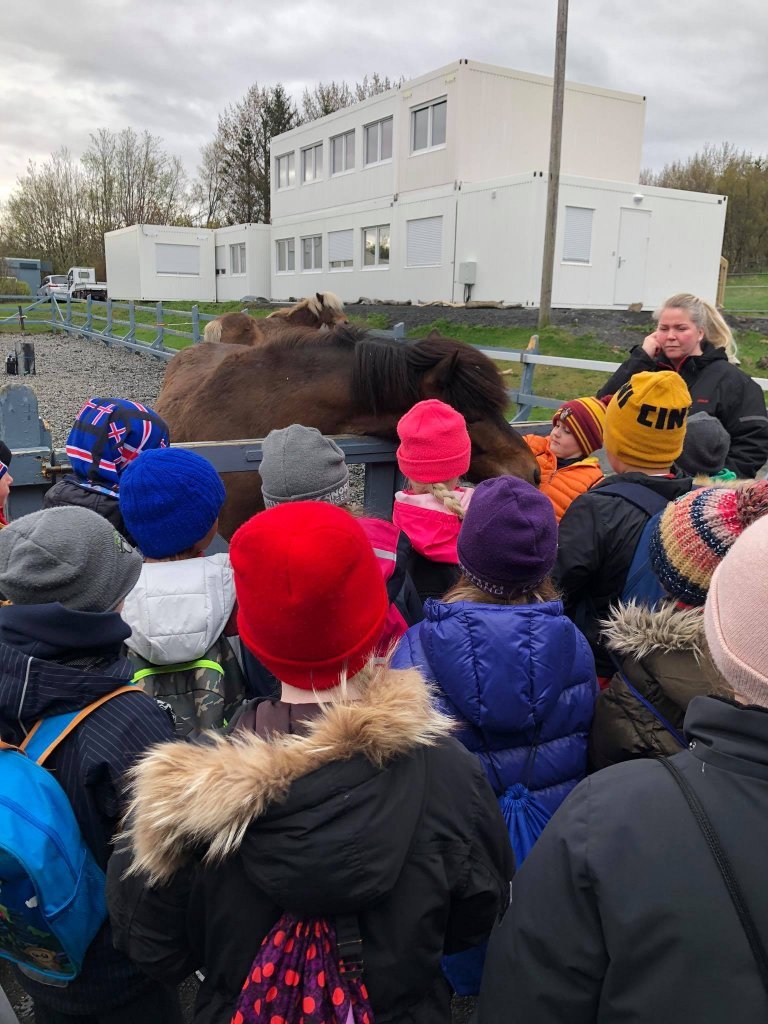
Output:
[268,60,726,309]
[105,60,727,310]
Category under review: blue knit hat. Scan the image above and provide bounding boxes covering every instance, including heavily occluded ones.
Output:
[119,448,226,557]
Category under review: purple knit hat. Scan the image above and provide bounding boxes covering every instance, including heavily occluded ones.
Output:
[457,476,558,596]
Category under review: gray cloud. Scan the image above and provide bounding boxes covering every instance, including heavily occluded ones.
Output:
[2,0,766,200]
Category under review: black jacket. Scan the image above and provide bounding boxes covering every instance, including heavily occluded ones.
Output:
[43,476,134,544]
[478,695,768,1023]
[554,472,693,675]
[0,603,175,1013]
[106,667,514,1024]
[598,342,768,478]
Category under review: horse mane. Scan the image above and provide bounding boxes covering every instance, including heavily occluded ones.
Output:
[258,322,363,352]
[352,331,507,418]
[267,291,345,321]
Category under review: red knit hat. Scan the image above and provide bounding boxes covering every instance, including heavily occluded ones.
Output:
[552,396,609,457]
[229,502,388,690]
[396,399,471,484]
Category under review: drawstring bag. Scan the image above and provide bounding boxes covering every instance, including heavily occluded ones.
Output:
[442,730,551,996]
[230,912,374,1024]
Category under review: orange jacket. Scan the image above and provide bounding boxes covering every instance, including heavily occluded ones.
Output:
[523,434,604,522]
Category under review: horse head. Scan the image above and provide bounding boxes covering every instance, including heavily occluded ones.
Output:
[411,332,540,486]
[312,291,349,328]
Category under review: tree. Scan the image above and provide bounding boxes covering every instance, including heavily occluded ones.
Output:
[300,74,403,122]
[641,142,768,272]
[191,141,227,227]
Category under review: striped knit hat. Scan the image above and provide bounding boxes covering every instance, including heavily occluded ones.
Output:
[552,396,608,457]
[649,481,768,607]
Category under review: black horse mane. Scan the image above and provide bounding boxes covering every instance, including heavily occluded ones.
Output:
[352,332,508,417]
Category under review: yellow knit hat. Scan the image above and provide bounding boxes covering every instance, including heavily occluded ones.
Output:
[603,371,691,469]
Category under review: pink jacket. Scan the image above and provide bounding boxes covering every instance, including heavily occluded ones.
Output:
[392,488,474,563]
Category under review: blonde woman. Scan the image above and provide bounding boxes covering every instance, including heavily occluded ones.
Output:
[392,399,474,600]
[598,293,768,477]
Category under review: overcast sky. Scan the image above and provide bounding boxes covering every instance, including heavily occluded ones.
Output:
[3,0,766,204]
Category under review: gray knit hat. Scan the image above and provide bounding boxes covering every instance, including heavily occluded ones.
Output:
[677,411,731,477]
[0,506,142,611]
[260,425,350,508]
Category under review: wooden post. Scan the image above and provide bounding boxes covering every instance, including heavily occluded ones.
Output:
[538,0,569,329]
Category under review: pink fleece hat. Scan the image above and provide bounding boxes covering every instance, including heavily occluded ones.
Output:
[396,399,471,484]
[704,516,768,707]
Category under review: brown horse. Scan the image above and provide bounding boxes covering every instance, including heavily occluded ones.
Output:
[203,292,348,346]
[157,325,540,538]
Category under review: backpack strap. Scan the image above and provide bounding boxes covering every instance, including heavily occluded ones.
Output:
[598,482,669,518]
[131,659,224,683]
[20,685,141,766]
[335,914,365,981]
[658,756,768,997]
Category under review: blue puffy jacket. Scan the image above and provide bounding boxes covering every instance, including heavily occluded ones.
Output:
[391,599,597,816]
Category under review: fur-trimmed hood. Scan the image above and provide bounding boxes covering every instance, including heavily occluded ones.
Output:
[123,666,454,889]
[601,601,709,661]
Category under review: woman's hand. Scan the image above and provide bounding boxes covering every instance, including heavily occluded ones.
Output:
[642,331,662,359]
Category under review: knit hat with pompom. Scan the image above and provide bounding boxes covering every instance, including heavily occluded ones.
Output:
[649,480,768,606]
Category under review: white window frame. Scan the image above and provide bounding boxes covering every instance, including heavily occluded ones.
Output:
[276,151,295,190]
[330,130,355,175]
[410,97,447,154]
[301,143,323,184]
[230,242,246,276]
[562,206,594,265]
[364,117,393,166]
[328,229,354,271]
[301,234,323,272]
[275,238,295,274]
[362,224,390,270]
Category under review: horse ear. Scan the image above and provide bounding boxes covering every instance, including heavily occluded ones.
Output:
[316,292,325,307]
[420,350,461,398]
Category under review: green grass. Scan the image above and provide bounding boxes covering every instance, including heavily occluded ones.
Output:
[723,273,768,314]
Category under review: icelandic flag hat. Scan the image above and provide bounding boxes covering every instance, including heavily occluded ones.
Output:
[65,398,170,490]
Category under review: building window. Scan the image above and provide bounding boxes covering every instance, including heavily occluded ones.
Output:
[411,98,447,152]
[330,130,355,175]
[301,143,323,183]
[230,242,246,275]
[155,243,200,276]
[562,206,594,264]
[276,238,295,273]
[364,117,393,165]
[328,230,354,270]
[301,235,322,271]
[363,225,390,268]
[276,152,295,190]
[406,216,442,267]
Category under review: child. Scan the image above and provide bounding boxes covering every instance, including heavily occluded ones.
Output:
[555,371,693,678]
[393,474,597,817]
[523,396,607,521]
[106,502,513,1024]
[119,448,245,737]
[392,398,474,600]
[0,507,179,1023]
[43,397,170,544]
[676,411,738,482]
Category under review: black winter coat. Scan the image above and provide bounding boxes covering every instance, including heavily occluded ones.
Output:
[597,342,768,478]
[43,476,134,544]
[553,472,693,675]
[106,667,514,1024]
[478,696,768,1024]
[0,603,175,1014]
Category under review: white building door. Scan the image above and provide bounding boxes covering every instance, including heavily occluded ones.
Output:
[613,208,651,306]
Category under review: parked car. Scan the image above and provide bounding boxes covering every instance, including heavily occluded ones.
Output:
[38,275,69,300]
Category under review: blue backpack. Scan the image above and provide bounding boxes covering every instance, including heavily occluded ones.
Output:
[0,686,138,984]
[598,482,669,607]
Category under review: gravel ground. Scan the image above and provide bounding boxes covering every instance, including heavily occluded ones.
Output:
[1,332,166,448]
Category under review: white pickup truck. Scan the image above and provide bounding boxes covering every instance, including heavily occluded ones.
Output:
[66,267,108,300]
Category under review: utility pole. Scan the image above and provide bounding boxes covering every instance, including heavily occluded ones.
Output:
[538,0,569,328]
